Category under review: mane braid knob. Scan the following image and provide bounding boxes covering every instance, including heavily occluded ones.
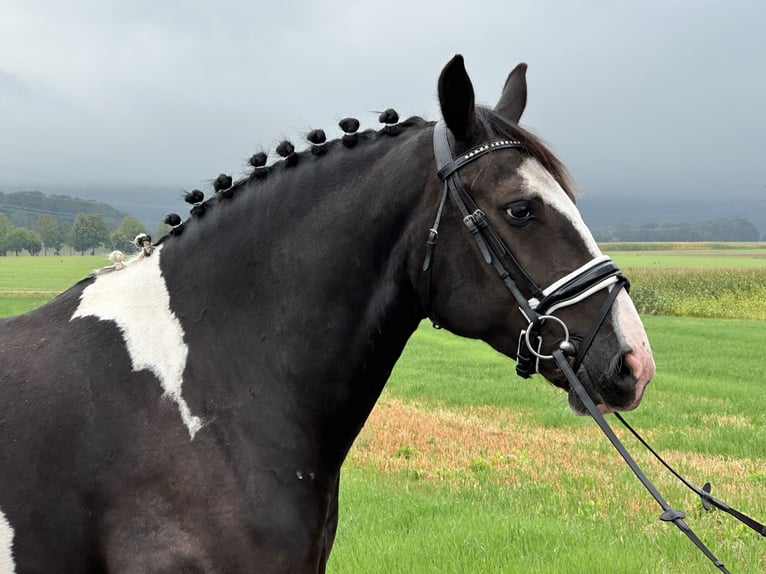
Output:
[164,213,184,236]
[164,213,182,226]
[185,189,207,217]
[307,129,327,155]
[185,189,204,205]
[214,173,234,198]
[276,140,298,167]
[249,151,269,179]
[249,152,268,168]
[379,108,401,136]
[339,117,360,148]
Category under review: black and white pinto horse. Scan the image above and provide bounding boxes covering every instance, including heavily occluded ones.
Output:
[0,56,654,573]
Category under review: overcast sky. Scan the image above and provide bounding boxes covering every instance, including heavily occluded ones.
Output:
[1,0,764,202]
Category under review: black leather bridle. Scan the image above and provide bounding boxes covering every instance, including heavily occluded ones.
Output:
[424,120,628,377]
[422,120,764,572]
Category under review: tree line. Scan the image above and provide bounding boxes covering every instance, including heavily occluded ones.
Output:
[592,217,762,242]
[0,212,150,256]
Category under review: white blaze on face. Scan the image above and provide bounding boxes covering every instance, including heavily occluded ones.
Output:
[519,158,655,404]
[71,246,202,439]
[0,507,15,574]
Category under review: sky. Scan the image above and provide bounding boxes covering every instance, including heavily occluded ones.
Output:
[1,0,764,204]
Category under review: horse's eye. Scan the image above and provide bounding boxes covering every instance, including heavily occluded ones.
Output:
[505,201,532,224]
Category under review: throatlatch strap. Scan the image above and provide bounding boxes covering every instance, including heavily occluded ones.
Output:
[421,183,451,325]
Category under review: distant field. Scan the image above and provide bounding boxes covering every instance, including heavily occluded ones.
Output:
[0,255,106,317]
[602,242,766,268]
[0,255,105,291]
[608,250,766,269]
[600,242,766,252]
[595,244,766,321]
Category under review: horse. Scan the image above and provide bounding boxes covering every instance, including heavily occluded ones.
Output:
[0,55,654,573]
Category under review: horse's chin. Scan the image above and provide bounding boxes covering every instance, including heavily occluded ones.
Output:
[565,379,643,416]
[567,390,617,416]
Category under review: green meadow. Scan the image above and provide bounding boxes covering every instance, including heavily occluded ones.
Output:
[0,255,104,317]
[1,244,765,573]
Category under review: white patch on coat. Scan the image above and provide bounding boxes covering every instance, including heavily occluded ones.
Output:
[519,158,655,402]
[518,157,602,258]
[0,507,15,574]
[71,246,202,439]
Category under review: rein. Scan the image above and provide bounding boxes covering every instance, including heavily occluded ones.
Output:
[424,120,764,572]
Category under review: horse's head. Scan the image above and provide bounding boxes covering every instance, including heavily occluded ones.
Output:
[418,55,654,414]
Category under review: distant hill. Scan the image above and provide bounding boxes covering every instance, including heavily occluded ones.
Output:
[1,185,764,241]
[0,184,188,232]
[0,190,131,231]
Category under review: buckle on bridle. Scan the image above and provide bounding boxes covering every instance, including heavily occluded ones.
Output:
[516,326,541,378]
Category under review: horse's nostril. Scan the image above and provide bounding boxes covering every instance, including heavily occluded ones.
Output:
[608,353,633,381]
[620,356,632,379]
[623,350,644,383]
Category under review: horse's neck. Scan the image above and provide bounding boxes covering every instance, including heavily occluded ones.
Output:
[160,128,433,462]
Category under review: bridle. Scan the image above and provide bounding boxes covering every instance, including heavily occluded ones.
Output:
[422,120,764,572]
[424,120,627,377]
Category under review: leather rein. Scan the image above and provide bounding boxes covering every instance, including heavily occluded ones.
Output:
[422,120,764,572]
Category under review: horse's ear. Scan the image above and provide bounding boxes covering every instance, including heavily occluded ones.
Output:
[494,63,528,123]
[438,55,476,141]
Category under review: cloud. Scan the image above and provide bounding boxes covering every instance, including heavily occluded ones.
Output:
[0,0,763,198]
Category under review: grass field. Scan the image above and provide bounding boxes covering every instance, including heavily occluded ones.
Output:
[1,245,765,572]
[605,245,766,322]
[328,317,766,573]
[0,255,105,317]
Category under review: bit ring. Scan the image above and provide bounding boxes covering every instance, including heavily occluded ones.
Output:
[525,315,570,360]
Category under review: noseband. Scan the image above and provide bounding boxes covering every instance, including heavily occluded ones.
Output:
[422,120,764,572]
[424,120,628,377]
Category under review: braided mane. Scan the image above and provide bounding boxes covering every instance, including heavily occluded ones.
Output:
[155,112,427,244]
[156,106,570,245]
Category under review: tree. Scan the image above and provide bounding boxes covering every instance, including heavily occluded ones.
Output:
[5,227,31,256]
[111,216,147,252]
[26,231,43,256]
[35,214,69,256]
[0,213,11,256]
[52,220,71,255]
[71,213,111,255]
